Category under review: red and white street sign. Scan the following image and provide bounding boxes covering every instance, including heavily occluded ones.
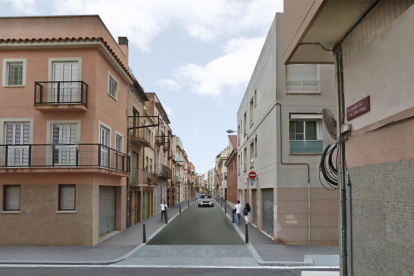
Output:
[249,171,257,179]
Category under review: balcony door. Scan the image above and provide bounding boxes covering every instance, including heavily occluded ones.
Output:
[100,126,110,167]
[5,122,30,166]
[52,61,80,103]
[52,124,77,166]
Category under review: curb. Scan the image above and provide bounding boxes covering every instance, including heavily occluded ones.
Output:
[0,200,196,266]
[216,200,336,268]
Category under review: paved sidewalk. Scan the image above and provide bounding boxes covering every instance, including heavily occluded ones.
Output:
[217,199,339,266]
[0,199,195,264]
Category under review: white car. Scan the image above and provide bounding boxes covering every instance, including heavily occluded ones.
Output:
[198,194,214,207]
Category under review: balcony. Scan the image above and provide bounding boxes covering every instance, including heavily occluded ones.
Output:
[34,81,88,111]
[0,143,129,174]
[131,128,152,148]
[132,168,156,184]
[175,176,181,183]
[155,164,172,179]
[290,140,323,154]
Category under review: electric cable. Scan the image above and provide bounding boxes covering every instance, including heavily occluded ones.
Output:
[319,144,338,190]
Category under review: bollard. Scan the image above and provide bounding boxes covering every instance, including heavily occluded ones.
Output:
[188,200,189,206]
[143,224,146,243]
[225,205,227,213]
[232,212,235,223]
[179,205,181,213]
[245,223,249,244]
[165,211,168,224]
[221,201,222,208]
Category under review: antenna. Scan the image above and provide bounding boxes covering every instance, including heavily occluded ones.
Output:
[322,108,337,140]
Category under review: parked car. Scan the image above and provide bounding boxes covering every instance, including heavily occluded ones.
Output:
[198,194,214,207]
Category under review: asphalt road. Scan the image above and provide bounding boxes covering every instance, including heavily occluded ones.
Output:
[148,201,244,245]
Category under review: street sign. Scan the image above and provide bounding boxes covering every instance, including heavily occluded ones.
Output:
[249,171,257,179]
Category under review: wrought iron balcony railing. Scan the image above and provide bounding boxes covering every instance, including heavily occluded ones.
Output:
[34,81,88,107]
[0,143,128,173]
[155,164,172,179]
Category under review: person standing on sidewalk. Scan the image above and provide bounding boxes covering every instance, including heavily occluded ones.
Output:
[160,199,168,222]
[243,203,251,224]
[234,200,242,225]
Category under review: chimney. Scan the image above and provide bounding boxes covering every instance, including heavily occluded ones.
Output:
[118,36,129,64]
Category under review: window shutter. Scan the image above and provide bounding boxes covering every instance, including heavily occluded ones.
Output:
[53,125,60,144]
[5,124,13,144]
[287,65,319,93]
[23,123,30,144]
[69,125,76,144]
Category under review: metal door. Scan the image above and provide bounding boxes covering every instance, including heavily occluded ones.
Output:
[154,186,160,214]
[262,188,274,236]
[253,189,258,226]
[99,186,116,236]
[143,190,149,220]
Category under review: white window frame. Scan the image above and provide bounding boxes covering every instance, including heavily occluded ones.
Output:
[0,118,33,145]
[108,71,119,100]
[289,118,322,142]
[2,58,27,87]
[99,121,112,147]
[115,131,124,153]
[48,57,82,81]
[46,120,81,144]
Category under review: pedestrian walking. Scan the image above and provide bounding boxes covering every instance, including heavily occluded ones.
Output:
[160,199,168,222]
[234,200,242,225]
[220,193,223,200]
[243,203,251,224]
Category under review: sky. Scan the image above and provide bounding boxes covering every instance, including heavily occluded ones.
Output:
[0,0,283,173]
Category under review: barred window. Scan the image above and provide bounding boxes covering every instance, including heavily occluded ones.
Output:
[7,63,23,86]
[3,185,20,211]
[59,185,76,211]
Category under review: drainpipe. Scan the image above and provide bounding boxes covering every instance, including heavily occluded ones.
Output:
[275,103,311,244]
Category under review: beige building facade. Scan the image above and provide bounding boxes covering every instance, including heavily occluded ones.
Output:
[236,13,338,246]
[284,1,414,275]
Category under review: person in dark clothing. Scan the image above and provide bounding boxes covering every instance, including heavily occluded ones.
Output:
[243,203,251,224]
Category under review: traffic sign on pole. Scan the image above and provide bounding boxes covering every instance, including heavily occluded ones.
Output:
[248,171,257,179]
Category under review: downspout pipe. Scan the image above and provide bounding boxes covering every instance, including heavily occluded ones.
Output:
[276,103,311,244]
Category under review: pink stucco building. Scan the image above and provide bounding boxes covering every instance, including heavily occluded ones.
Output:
[0,15,135,246]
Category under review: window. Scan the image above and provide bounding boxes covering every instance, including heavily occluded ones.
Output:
[59,185,76,211]
[237,154,240,175]
[100,124,111,167]
[254,90,257,107]
[243,113,247,136]
[250,141,254,168]
[4,122,30,166]
[2,59,26,87]
[3,185,20,211]
[243,147,247,172]
[286,64,320,94]
[150,158,153,173]
[250,97,254,127]
[115,133,123,152]
[237,124,241,145]
[52,123,77,165]
[108,72,118,100]
[224,172,227,180]
[255,136,257,157]
[289,116,323,154]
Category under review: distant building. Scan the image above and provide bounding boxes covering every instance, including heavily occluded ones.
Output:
[224,135,237,207]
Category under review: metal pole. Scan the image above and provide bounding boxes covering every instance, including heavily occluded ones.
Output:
[165,211,168,224]
[179,205,181,213]
[225,205,226,213]
[143,224,146,243]
[188,200,189,206]
[221,201,222,208]
[232,212,235,223]
[245,223,249,243]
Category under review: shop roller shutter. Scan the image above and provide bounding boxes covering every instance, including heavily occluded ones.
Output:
[262,188,274,236]
[99,186,116,236]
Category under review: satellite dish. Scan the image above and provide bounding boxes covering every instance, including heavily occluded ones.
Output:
[322,108,337,140]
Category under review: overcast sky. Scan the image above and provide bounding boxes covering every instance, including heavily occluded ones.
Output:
[0,0,283,173]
